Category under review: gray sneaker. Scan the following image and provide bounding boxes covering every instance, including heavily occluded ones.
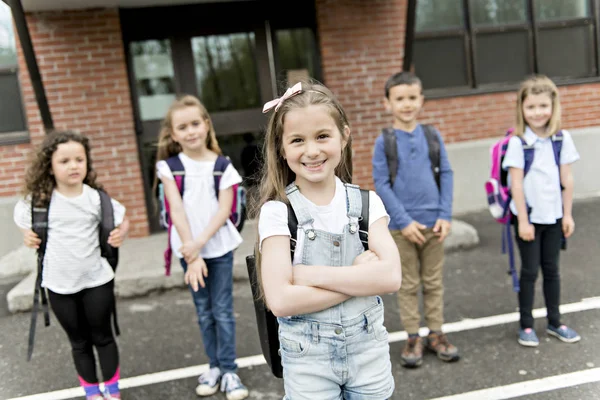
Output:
[221,372,249,400]
[195,367,221,396]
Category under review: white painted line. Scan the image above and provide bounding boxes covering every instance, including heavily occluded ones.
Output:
[388,296,600,343]
[7,297,600,400]
[429,367,600,400]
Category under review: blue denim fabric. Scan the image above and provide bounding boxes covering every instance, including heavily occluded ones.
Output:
[280,183,395,400]
[181,251,237,373]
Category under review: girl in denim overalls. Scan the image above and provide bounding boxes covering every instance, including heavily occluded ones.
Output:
[256,81,402,399]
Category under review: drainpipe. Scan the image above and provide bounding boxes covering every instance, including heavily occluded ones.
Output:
[5,0,54,132]
[402,0,417,71]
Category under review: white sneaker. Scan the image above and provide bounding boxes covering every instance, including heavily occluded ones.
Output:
[220,372,249,400]
[195,367,221,396]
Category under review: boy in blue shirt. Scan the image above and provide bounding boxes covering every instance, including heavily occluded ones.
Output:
[372,72,458,368]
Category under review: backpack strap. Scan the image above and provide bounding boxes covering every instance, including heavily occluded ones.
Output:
[98,189,118,271]
[28,195,51,361]
[382,128,398,187]
[213,155,231,200]
[163,156,185,276]
[97,189,120,337]
[359,189,369,250]
[551,131,563,167]
[422,124,441,191]
[518,136,535,177]
[383,125,441,190]
[165,155,185,196]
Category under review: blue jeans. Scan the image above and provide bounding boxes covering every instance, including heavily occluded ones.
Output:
[181,251,237,373]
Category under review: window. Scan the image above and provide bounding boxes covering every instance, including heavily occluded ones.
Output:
[0,2,27,138]
[130,40,176,121]
[191,33,260,113]
[412,0,600,93]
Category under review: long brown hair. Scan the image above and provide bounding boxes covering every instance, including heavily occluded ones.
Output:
[252,79,353,304]
[23,131,102,206]
[515,75,562,138]
[152,95,222,196]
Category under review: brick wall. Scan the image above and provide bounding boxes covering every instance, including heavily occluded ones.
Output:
[316,0,600,189]
[316,0,408,188]
[3,8,148,237]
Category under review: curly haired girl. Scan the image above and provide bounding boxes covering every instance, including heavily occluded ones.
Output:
[14,130,129,400]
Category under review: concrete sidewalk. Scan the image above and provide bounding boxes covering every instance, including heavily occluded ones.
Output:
[2,219,479,312]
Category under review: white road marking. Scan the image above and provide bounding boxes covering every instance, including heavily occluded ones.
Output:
[7,297,600,400]
[429,367,600,400]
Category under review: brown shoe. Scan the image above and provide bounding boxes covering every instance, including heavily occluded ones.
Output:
[426,332,460,362]
[400,336,424,368]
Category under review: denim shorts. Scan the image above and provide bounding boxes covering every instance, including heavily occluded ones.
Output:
[279,301,394,400]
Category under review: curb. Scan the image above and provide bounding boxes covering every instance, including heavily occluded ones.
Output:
[6,219,479,313]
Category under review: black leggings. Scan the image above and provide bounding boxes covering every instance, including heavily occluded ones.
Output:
[514,219,562,329]
[48,280,119,384]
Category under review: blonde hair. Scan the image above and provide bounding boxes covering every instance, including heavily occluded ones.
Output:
[152,95,222,206]
[515,75,561,138]
[252,79,353,304]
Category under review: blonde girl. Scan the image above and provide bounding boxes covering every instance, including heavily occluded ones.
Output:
[155,95,248,400]
[502,75,581,347]
[256,81,401,399]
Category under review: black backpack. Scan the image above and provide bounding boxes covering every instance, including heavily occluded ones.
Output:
[383,124,441,189]
[245,189,370,378]
[28,189,119,360]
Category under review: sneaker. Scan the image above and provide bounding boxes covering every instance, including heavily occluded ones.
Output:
[220,372,249,400]
[400,336,424,368]
[426,332,460,362]
[518,328,540,347]
[103,395,120,400]
[195,367,221,396]
[547,325,581,343]
[87,396,104,400]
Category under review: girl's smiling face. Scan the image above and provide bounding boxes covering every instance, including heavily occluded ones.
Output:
[170,106,210,153]
[522,92,553,134]
[281,104,348,187]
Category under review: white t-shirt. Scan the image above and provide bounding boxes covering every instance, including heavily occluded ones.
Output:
[258,177,389,265]
[13,184,126,294]
[156,152,243,259]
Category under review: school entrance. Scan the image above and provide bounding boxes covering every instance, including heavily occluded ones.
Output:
[120,1,322,232]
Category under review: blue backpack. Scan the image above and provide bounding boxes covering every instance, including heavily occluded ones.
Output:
[158,155,247,275]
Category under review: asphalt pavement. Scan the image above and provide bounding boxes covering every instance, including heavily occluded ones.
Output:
[1,198,599,400]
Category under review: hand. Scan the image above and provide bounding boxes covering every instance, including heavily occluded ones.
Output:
[185,257,208,292]
[562,215,575,238]
[433,219,451,242]
[180,240,203,264]
[401,221,427,245]
[518,221,535,241]
[107,227,126,247]
[352,250,380,265]
[23,229,41,249]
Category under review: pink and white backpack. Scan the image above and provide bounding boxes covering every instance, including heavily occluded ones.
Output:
[485,128,521,224]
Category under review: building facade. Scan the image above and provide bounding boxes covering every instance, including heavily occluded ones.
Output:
[1,0,599,242]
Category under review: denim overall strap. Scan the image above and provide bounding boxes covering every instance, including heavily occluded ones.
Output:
[285,183,314,228]
[344,183,362,234]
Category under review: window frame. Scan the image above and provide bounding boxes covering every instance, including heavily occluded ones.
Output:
[0,64,29,145]
[0,4,29,145]
[412,0,600,99]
